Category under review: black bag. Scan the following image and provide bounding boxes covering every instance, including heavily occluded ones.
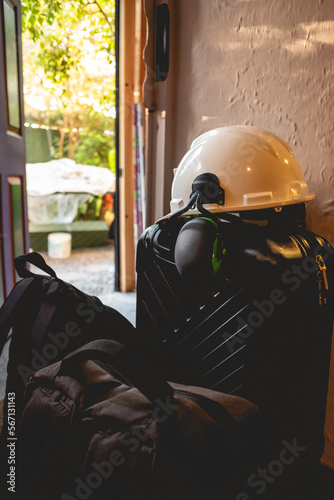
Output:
[0,252,136,430]
[13,339,263,500]
[136,216,334,496]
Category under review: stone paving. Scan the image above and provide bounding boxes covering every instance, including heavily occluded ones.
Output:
[0,245,137,398]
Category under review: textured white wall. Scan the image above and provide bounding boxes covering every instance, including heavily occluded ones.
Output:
[168,0,334,244]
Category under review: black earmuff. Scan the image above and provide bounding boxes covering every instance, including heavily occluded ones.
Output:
[174,217,225,282]
[164,172,229,282]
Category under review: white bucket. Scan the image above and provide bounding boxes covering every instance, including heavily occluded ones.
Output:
[48,232,72,259]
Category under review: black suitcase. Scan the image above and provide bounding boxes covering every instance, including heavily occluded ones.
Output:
[136,214,334,498]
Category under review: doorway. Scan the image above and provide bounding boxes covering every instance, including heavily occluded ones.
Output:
[21,0,123,294]
[0,0,147,303]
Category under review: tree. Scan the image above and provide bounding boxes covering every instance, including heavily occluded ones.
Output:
[22,0,116,167]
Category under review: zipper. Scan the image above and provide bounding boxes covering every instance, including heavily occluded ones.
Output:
[316,254,329,306]
[293,231,330,307]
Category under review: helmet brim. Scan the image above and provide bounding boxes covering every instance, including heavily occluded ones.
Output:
[157,193,315,223]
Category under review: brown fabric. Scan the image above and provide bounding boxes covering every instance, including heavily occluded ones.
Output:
[322,324,334,470]
[11,358,262,500]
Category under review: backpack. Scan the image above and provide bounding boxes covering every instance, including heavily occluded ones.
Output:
[0,252,136,433]
[13,339,263,500]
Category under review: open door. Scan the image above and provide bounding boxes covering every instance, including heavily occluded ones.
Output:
[0,0,29,301]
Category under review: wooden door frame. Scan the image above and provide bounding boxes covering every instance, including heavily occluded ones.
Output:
[118,0,146,292]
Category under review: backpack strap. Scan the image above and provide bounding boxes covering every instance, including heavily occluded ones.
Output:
[0,278,35,356]
[15,252,57,279]
[60,339,177,406]
[31,280,62,349]
[14,253,60,349]
[0,253,58,356]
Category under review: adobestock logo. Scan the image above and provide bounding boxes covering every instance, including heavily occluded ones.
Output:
[236,438,307,499]
[223,243,333,355]
[61,396,178,500]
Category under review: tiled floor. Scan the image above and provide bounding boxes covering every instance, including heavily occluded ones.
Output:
[0,245,137,398]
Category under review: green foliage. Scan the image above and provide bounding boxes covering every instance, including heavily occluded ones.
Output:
[70,110,115,169]
[22,0,62,41]
[108,148,116,174]
[22,0,116,168]
[23,0,115,87]
[77,195,102,221]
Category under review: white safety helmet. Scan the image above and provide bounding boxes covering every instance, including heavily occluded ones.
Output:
[169,126,314,217]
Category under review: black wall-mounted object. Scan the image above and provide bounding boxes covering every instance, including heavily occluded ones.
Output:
[155,3,170,82]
